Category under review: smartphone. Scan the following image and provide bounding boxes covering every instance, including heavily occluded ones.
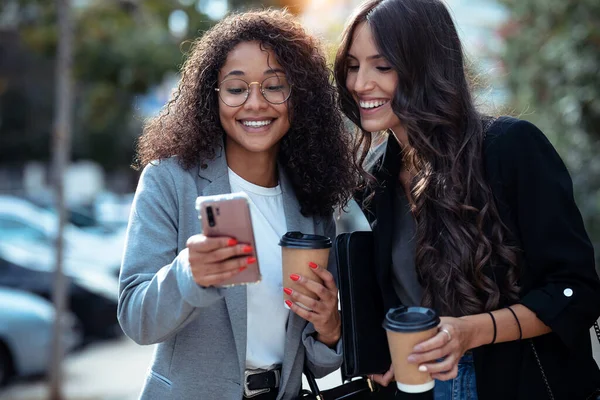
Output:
[195,192,261,287]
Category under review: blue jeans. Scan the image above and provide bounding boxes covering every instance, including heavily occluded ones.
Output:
[433,352,478,400]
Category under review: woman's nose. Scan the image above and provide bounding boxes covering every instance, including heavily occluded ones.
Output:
[243,83,268,111]
[352,68,376,93]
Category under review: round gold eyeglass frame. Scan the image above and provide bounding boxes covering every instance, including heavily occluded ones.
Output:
[214,77,293,107]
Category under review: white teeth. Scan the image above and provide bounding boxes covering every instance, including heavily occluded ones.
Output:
[359,100,388,109]
[242,120,273,127]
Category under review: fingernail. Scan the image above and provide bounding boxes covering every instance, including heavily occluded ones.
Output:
[228,239,238,246]
[407,355,416,363]
[283,288,293,296]
[308,262,318,269]
[418,365,428,372]
[242,245,253,253]
[290,274,300,281]
[285,300,293,308]
[246,256,257,264]
[239,266,247,272]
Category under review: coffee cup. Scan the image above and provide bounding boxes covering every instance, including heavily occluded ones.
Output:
[278,231,331,310]
[382,306,440,397]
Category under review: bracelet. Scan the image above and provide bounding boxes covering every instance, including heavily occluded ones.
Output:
[487,311,497,344]
[506,306,522,341]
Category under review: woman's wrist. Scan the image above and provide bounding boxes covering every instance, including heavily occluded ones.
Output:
[316,319,341,348]
[316,330,340,348]
[459,313,493,350]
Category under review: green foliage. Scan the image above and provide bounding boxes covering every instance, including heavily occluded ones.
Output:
[498,0,600,265]
[0,0,214,171]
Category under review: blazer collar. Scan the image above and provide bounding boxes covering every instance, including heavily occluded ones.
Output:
[197,142,228,185]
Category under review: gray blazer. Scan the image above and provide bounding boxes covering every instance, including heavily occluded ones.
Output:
[118,148,342,400]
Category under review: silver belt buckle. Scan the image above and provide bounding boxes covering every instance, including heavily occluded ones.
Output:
[243,368,280,398]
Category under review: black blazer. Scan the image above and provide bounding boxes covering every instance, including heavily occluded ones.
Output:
[356,116,600,399]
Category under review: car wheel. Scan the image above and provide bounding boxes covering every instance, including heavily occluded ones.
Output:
[0,340,13,387]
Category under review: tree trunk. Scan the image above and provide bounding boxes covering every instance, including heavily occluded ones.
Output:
[49,0,73,399]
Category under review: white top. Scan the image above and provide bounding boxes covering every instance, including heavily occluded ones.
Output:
[228,168,289,369]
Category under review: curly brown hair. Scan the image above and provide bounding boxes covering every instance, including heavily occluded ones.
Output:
[335,0,519,317]
[135,9,355,217]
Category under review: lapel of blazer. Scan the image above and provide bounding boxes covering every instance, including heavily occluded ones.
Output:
[372,136,403,310]
[278,165,315,395]
[196,145,248,381]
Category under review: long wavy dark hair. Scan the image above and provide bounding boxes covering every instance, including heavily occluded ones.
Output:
[136,9,355,217]
[334,0,519,316]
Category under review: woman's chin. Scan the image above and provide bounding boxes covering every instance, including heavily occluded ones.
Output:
[360,120,390,133]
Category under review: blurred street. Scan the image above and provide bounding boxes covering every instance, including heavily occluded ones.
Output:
[0,337,153,400]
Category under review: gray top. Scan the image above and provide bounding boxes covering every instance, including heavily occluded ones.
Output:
[391,185,423,307]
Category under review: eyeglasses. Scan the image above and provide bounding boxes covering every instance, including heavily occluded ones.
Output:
[215,76,292,107]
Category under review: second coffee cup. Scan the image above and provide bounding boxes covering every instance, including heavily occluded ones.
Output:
[383,306,440,397]
[279,231,331,310]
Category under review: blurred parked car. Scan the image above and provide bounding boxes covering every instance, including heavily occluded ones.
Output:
[0,255,121,341]
[0,195,124,276]
[93,192,134,231]
[25,196,128,236]
[0,287,82,387]
[0,242,121,341]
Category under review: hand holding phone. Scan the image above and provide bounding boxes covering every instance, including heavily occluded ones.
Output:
[192,193,261,287]
[186,234,256,288]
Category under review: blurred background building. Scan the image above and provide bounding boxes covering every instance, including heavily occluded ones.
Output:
[0,0,598,398]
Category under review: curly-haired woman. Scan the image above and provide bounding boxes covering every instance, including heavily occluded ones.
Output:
[334,0,600,399]
[118,9,355,400]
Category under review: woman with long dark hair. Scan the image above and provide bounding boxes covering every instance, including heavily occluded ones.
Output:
[334,0,600,399]
[118,9,355,400]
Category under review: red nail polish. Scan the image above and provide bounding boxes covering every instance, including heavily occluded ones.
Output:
[283,288,293,296]
[309,262,318,269]
[246,256,257,264]
[228,239,238,246]
[285,300,293,308]
[290,274,300,282]
[242,245,253,253]
[239,266,247,272]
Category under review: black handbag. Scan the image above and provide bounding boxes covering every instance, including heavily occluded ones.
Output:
[334,231,391,379]
[294,232,397,400]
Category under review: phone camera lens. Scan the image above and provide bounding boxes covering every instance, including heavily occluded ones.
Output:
[206,206,216,227]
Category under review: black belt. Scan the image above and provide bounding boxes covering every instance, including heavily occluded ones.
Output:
[243,367,281,398]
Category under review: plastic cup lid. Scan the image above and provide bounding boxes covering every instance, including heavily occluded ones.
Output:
[382,306,440,332]
[278,231,332,249]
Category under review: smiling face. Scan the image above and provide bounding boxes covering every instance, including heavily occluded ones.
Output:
[345,22,402,134]
[217,41,291,159]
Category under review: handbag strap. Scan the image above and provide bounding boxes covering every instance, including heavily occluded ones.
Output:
[529,339,555,400]
[303,367,322,399]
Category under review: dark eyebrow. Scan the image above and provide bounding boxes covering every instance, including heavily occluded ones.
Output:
[222,70,244,79]
[346,53,384,61]
[265,68,286,75]
[222,68,286,80]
